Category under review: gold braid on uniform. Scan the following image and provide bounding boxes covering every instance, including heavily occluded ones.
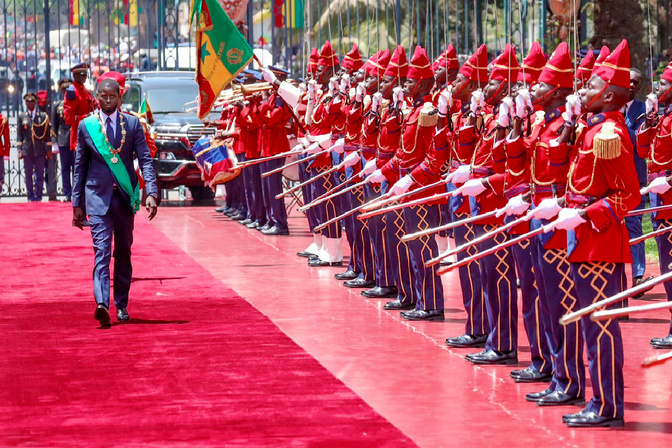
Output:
[418,102,439,127]
[31,114,50,144]
[593,122,622,160]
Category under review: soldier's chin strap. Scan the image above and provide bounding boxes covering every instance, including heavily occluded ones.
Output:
[583,82,610,111]
[532,86,559,106]
[485,80,508,106]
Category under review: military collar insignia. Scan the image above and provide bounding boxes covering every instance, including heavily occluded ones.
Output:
[545,108,561,123]
[588,113,605,128]
[413,97,425,108]
[461,103,470,113]
[665,104,672,117]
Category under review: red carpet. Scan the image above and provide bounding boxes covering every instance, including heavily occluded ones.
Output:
[0,203,416,447]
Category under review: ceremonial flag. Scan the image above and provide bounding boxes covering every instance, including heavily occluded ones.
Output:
[191,0,254,119]
[288,0,304,29]
[123,0,139,26]
[139,97,153,124]
[69,0,83,26]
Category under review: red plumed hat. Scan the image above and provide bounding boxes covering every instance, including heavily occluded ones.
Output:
[575,50,596,83]
[458,44,488,83]
[363,49,391,78]
[592,39,630,89]
[384,45,409,79]
[517,41,546,84]
[432,44,459,71]
[307,48,319,74]
[407,46,434,81]
[538,42,574,89]
[593,46,611,70]
[489,43,520,82]
[341,43,363,72]
[97,70,127,93]
[318,41,339,68]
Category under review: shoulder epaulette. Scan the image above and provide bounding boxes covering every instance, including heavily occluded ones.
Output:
[419,102,438,127]
[593,121,621,159]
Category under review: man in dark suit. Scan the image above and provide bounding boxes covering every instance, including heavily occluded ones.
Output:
[17,92,51,202]
[72,78,158,327]
[623,68,651,290]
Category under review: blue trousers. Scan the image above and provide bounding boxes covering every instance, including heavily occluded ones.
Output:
[403,204,444,311]
[23,155,46,201]
[298,155,318,232]
[571,262,625,418]
[365,182,395,288]
[225,171,246,214]
[260,158,288,229]
[449,184,487,335]
[333,169,356,272]
[59,147,74,199]
[652,216,672,333]
[89,191,135,310]
[345,165,375,280]
[474,223,518,352]
[625,194,646,278]
[388,207,416,306]
[238,154,265,224]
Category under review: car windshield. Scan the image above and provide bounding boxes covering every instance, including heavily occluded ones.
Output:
[145,85,198,113]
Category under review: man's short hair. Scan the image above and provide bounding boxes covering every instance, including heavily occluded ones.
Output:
[97,78,120,94]
[630,67,642,77]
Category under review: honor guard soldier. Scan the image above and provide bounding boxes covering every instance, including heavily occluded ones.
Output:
[575,50,596,89]
[552,40,639,427]
[499,43,582,397]
[17,92,52,202]
[0,110,9,190]
[38,90,59,201]
[258,66,291,235]
[442,44,490,348]
[432,45,460,92]
[636,60,672,350]
[64,63,96,149]
[453,44,520,364]
[372,46,445,321]
[52,80,74,201]
[515,41,546,93]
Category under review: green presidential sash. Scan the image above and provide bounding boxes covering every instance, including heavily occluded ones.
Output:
[83,115,140,213]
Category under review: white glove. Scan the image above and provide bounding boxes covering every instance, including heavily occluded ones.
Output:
[566,94,582,122]
[291,142,305,152]
[372,92,383,111]
[355,84,364,102]
[363,159,376,175]
[438,90,450,115]
[390,175,414,196]
[454,178,487,197]
[340,75,350,94]
[547,208,587,232]
[446,164,471,185]
[496,194,531,218]
[528,197,562,220]
[330,137,345,155]
[343,151,361,167]
[515,90,532,119]
[328,77,338,97]
[367,169,386,184]
[646,92,659,115]
[498,99,512,128]
[261,68,277,84]
[304,142,321,154]
[470,90,484,114]
[51,143,60,155]
[307,80,317,100]
[642,176,672,195]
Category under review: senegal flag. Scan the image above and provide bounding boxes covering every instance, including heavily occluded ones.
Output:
[139,97,153,124]
[191,0,254,119]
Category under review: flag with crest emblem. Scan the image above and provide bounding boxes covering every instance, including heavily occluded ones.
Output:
[191,0,254,119]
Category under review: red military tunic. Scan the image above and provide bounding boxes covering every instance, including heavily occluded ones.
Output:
[637,104,672,219]
[307,91,341,168]
[566,111,641,263]
[259,92,291,158]
[0,113,10,157]
[237,99,261,159]
[379,96,442,200]
[64,81,96,149]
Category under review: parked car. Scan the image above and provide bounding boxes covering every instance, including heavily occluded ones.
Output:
[122,71,218,203]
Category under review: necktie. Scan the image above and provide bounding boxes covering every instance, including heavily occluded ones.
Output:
[106,117,115,144]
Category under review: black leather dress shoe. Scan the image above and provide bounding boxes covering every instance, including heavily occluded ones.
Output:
[383,300,415,310]
[510,366,553,383]
[445,333,488,348]
[525,387,554,402]
[215,206,227,213]
[240,218,254,225]
[308,259,343,267]
[94,304,111,327]
[344,278,376,288]
[361,286,398,298]
[117,308,130,322]
[565,411,624,428]
[297,251,316,258]
[245,220,262,229]
[650,334,672,349]
[536,391,585,407]
[262,226,289,235]
[562,409,590,423]
[400,309,445,321]
[466,349,517,365]
[230,213,246,221]
[334,270,359,280]
[258,223,271,232]
[632,275,655,298]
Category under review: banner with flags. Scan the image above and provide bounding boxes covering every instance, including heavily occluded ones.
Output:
[191,0,254,119]
[288,0,304,29]
[69,0,83,26]
[123,0,139,26]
